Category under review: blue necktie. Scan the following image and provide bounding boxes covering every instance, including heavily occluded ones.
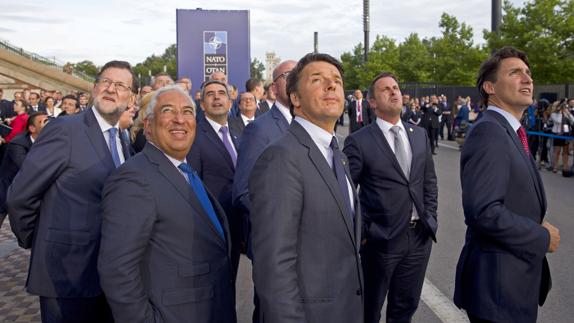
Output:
[178,163,225,239]
[108,127,121,168]
[330,136,354,220]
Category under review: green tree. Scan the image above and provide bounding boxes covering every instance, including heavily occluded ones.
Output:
[72,60,99,78]
[340,43,365,90]
[428,13,487,85]
[396,33,433,83]
[250,58,265,80]
[133,44,177,84]
[484,0,574,84]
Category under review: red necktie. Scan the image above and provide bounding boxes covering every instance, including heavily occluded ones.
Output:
[357,100,363,123]
[517,127,530,155]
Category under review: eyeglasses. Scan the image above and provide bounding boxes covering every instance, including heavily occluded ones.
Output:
[273,71,291,82]
[97,78,131,93]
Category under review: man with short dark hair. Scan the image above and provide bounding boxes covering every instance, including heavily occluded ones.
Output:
[27,92,46,113]
[98,85,236,323]
[421,95,441,154]
[348,89,373,133]
[78,92,90,111]
[58,95,80,116]
[249,53,363,322]
[188,80,242,280]
[454,46,559,323]
[0,111,48,228]
[8,60,137,323]
[246,78,268,114]
[344,72,438,323]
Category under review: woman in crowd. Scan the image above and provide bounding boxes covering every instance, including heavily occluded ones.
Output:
[44,96,62,118]
[407,101,422,126]
[550,100,574,175]
[3,100,29,143]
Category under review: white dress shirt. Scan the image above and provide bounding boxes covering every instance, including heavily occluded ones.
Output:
[295,116,354,210]
[275,101,293,124]
[205,116,238,156]
[92,106,125,164]
[240,114,255,126]
[487,106,521,132]
[376,117,418,220]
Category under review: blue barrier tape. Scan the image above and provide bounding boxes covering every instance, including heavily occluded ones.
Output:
[526,131,574,140]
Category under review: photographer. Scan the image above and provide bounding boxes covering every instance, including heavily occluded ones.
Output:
[550,100,574,176]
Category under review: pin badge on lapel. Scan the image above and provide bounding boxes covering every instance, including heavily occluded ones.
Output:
[409,128,413,132]
[342,159,347,166]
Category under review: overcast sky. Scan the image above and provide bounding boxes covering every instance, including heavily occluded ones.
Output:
[0,0,527,67]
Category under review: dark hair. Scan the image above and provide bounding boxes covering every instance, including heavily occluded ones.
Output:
[367,72,399,100]
[44,96,54,105]
[62,94,79,109]
[29,92,40,100]
[200,80,230,102]
[477,46,529,106]
[96,60,139,94]
[286,53,344,113]
[27,111,48,131]
[245,78,262,92]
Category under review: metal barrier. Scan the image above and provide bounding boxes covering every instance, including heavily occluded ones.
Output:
[526,131,574,140]
[0,39,95,82]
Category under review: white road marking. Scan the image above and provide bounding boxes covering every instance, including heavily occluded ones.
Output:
[421,278,469,323]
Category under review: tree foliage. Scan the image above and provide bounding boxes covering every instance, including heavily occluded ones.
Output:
[133,44,177,84]
[72,60,99,78]
[340,13,487,89]
[250,58,265,80]
[484,0,574,84]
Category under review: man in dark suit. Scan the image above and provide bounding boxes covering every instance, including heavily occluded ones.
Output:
[0,112,48,227]
[421,95,441,154]
[233,59,296,323]
[454,47,560,323]
[7,61,136,323]
[246,78,269,115]
[228,92,257,139]
[344,72,438,323]
[188,80,242,280]
[249,53,363,323]
[348,89,374,133]
[27,92,46,114]
[98,85,236,323]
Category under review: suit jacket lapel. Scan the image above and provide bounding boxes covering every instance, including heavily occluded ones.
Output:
[403,122,418,181]
[368,123,409,183]
[488,111,546,209]
[143,143,227,246]
[83,109,115,170]
[200,119,235,169]
[119,129,131,160]
[271,105,289,132]
[290,122,357,247]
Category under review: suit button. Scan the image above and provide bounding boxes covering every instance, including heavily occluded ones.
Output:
[356,289,362,295]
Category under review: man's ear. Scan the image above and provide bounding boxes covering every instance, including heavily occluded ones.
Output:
[483,81,495,96]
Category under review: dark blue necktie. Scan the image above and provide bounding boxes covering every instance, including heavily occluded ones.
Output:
[330,136,354,220]
[108,127,121,168]
[178,163,225,239]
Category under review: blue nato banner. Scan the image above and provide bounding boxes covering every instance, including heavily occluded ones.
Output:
[176,9,250,93]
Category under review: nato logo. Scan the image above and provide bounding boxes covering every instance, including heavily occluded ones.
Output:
[204,31,227,55]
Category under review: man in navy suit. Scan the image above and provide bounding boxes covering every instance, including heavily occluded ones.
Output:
[0,112,48,228]
[348,89,374,133]
[188,80,242,280]
[232,59,296,323]
[27,92,46,114]
[7,61,136,323]
[98,86,236,323]
[454,47,560,323]
[228,92,257,139]
[249,52,363,323]
[344,72,438,323]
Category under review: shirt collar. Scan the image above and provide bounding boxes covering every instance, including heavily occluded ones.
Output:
[294,116,334,150]
[92,106,120,132]
[376,117,405,134]
[487,105,521,131]
[275,101,293,124]
[205,116,227,133]
[240,113,254,124]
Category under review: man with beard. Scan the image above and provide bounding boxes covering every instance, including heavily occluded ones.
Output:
[7,61,136,323]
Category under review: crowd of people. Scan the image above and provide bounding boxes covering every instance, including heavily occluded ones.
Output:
[0,46,563,323]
